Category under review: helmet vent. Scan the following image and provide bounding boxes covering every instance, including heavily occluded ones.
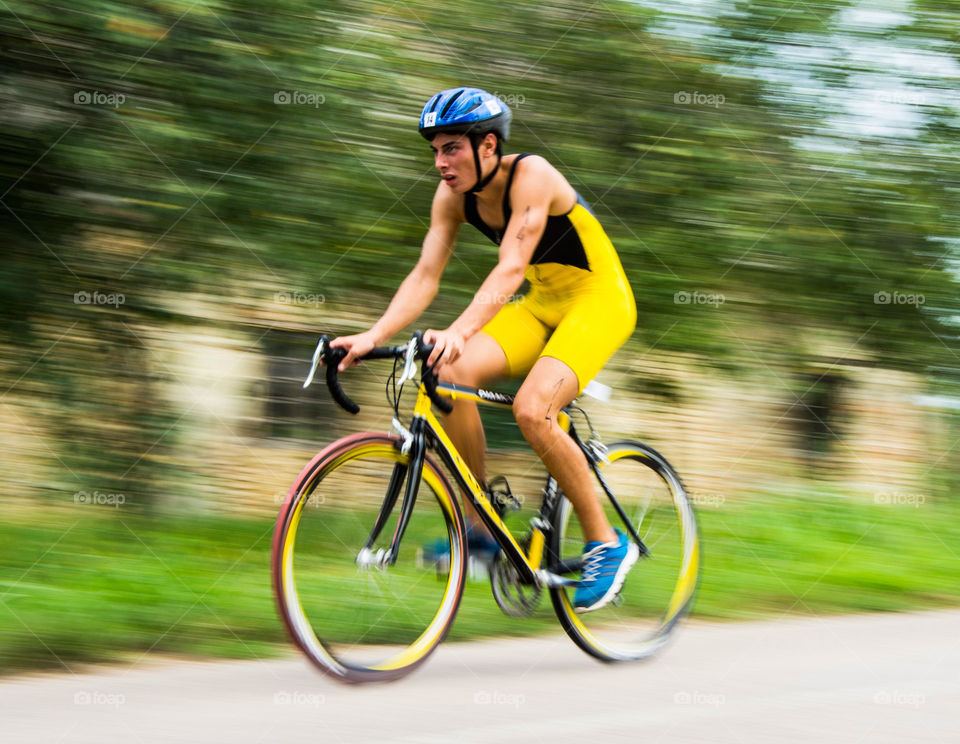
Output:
[440,89,465,119]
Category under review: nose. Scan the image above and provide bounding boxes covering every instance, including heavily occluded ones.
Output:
[434,151,446,170]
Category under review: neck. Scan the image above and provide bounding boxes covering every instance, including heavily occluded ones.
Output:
[472,155,507,202]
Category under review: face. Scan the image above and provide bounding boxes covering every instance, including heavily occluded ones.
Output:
[430,132,496,193]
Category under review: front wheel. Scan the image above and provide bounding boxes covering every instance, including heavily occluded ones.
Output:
[271,433,467,683]
[548,441,699,662]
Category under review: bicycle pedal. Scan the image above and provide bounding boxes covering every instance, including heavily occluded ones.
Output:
[487,475,521,516]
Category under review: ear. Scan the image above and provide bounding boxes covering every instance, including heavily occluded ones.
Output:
[481,132,498,155]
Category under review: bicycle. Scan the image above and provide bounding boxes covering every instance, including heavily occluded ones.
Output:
[271,331,699,683]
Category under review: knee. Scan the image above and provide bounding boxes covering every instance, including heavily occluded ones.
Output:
[513,394,553,441]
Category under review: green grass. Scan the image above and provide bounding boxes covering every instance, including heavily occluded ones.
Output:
[694,492,960,617]
[1,493,958,673]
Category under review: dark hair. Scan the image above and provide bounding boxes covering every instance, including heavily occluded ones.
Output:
[468,131,503,156]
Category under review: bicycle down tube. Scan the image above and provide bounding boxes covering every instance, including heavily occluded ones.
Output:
[410,382,539,584]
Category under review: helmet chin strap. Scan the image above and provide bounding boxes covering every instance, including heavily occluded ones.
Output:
[469,137,501,193]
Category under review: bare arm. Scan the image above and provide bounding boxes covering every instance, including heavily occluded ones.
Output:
[427,158,555,368]
[332,184,461,369]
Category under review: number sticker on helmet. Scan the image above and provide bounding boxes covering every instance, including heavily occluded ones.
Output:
[424,112,437,127]
[485,99,501,115]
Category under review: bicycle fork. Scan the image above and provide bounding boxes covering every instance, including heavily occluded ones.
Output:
[356,418,429,569]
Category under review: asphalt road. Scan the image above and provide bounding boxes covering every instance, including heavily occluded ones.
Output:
[2,609,957,743]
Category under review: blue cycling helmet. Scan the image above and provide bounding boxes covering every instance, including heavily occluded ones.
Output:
[419,87,512,193]
[419,87,512,143]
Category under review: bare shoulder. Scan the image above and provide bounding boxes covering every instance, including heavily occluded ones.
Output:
[510,154,576,212]
[512,153,557,179]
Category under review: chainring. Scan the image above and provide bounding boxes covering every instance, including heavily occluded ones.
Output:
[490,539,543,617]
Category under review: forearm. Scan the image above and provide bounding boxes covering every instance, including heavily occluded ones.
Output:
[449,264,525,340]
[370,270,439,344]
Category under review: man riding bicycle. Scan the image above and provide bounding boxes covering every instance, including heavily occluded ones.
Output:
[332,87,637,612]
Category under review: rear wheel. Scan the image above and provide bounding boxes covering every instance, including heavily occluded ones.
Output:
[548,441,699,662]
[272,433,467,683]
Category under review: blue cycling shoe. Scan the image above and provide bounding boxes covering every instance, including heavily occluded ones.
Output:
[573,528,639,613]
[422,529,500,562]
[467,530,501,557]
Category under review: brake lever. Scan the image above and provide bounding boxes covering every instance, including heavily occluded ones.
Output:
[396,337,418,387]
[303,336,327,388]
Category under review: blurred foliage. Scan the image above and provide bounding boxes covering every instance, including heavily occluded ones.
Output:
[2,0,959,506]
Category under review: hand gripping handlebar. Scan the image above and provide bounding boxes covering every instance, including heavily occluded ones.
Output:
[303,331,453,415]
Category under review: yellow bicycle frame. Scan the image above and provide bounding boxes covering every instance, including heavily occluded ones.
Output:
[411,382,572,584]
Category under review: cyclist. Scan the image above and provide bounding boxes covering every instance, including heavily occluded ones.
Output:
[332,87,637,612]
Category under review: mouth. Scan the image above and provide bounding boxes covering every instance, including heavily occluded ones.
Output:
[441,173,456,186]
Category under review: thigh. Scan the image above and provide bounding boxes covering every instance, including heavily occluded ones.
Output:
[438,331,509,388]
[539,285,636,392]
[480,298,552,379]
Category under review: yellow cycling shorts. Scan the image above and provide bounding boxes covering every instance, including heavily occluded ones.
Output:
[482,261,637,393]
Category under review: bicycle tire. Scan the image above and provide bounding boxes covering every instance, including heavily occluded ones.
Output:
[272,432,467,683]
[548,441,699,662]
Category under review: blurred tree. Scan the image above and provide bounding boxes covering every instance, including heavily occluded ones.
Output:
[1,0,958,505]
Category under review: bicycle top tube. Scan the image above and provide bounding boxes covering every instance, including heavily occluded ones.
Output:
[435,381,514,408]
